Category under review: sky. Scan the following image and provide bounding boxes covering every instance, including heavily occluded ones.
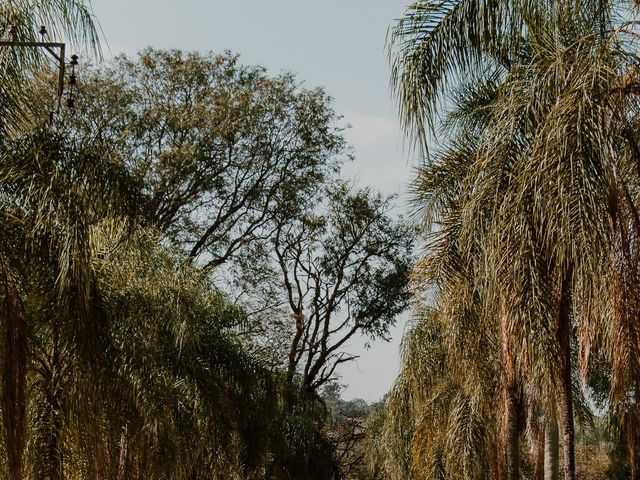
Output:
[88,0,417,402]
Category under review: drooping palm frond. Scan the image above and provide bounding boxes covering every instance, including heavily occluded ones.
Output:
[381,306,501,480]
[0,125,139,479]
[388,0,620,151]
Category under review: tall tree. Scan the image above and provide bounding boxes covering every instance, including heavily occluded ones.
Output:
[387,5,640,476]
[0,3,100,478]
[233,182,415,392]
[0,128,137,480]
[53,48,348,268]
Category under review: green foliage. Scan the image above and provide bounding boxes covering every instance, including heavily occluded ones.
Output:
[52,48,348,268]
[0,17,414,480]
[0,127,345,477]
[379,0,640,478]
[0,2,418,479]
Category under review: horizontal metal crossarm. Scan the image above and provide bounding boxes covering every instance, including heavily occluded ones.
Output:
[0,40,66,108]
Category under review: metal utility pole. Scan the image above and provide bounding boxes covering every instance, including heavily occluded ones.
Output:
[0,25,78,123]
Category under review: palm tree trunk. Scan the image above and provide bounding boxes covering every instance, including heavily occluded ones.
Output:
[501,309,520,480]
[557,271,575,480]
[534,422,545,480]
[630,437,637,480]
[544,413,559,480]
[558,376,575,480]
[92,433,104,480]
[505,384,520,480]
[1,257,27,480]
[40,328,65,480]
[116,428,128,480]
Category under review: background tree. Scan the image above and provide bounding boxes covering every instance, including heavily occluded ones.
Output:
[230,182,415,392]
[321,383,383,480]
[53,48,348,269]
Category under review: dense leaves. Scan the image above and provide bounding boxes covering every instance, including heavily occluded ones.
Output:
[54,49,347,268]
[378,0,640,479]
[0,4,414,480]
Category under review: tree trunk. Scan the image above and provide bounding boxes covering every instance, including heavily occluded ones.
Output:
[505,383,520,480]
[501,308,520,480]
[544,413,559,480]
[557,270,575,480]
[534,422,545,480]
[1,257,27,480]
[42,328,65,480]
[286,312,304,386]
[558,378,575,480]
[116,428,128,480]
[630,437,638,480]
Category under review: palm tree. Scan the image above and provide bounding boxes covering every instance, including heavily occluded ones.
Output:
[0,3,99,477]
[405,65,535,479]
[0,127,136,480]
[390,6,640,477]
[377,72,512,478]
[380,301,503,480]
[80,221,281,480]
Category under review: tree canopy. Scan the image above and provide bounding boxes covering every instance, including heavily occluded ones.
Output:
[0,8,414,480]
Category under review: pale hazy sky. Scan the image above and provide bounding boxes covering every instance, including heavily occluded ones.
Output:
[88,0,416,401]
